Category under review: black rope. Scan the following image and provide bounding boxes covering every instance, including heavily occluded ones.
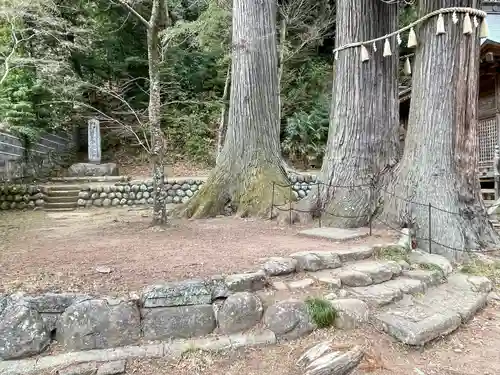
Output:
[270,180,500,255]
[275,181,491,218]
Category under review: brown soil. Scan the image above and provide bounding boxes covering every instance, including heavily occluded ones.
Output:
[0,208,396,296]
[119,160,211,180]
[125,302,500,375]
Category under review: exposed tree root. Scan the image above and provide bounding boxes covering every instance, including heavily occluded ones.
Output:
[381,170,500,262]
[175,164,292,219]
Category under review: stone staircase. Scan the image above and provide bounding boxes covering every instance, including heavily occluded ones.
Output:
[42,176,129,212]
[44,185,80,212]
[261,227,491,346]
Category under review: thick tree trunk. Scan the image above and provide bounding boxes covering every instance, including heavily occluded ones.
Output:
[178,0,290,219]
[298,0,400,227]
[278,18,286,122]
[149,0,167,225]
[216,65,231,164]
[383,0,500,260]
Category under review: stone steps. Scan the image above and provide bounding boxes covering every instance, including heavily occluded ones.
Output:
[373,273,491,346]
[48,176,129,184]
[43,207,78,212]
[45,185,81,192]
[44,195,79,204]
[44,202,78,211]
[44,186,81,212]
[267,227,492,346]
[298,227,370,242]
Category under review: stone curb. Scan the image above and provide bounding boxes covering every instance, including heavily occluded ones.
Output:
[0,330,277,375]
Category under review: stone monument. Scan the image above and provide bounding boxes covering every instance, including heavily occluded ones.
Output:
[67,118,119,177]
[87,118,101,164]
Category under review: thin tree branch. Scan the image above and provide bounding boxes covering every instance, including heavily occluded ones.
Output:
[116,0,150,29]
[0,19,36,85]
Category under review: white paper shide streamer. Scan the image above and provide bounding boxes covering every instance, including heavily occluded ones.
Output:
[383,39,392,57]
[407,27,417,48]
[403,57,411,76]
[436,13,445,35]
[333,9,489,67]
[360,45,369,62]
[463,13,472,34]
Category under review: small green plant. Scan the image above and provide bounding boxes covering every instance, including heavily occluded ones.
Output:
[418,263,444,274]
[373,245,409,263]
[460,259,500,288]
[305,297,336,328]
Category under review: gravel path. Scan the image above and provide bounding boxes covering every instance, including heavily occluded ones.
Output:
[1,208,396,296]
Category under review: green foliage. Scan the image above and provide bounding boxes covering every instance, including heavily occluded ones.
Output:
[374,245,410,263]
[280,58,332,167]
[0,68,72,150]
[282,101,329,167]
[0,0,335,166]
[305,297,336,328]
[460,259,500,288]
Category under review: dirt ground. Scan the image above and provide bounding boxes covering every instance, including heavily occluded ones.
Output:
[3,206,500,374]
[126,303,500,375]
[0,208,397,296]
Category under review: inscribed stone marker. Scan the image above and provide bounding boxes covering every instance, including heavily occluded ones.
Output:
[88,118,101,164]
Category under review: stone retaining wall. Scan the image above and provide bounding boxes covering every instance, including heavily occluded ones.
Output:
[0,173,318,210]
[0,245,363,362]
[0,185,45,210]
[0,273,316,361]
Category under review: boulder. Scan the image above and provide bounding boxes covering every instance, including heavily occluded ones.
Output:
[24,293,91,313]
[142,304,215,340]
[348,261,393,284]
[68,163,119,177]
[225,271,267,292]
[308,271,342,289]
[337,270,373,287]
[217,292,263,334]
[409,250,453,276]
[262,257,297,276]
[290,252,341,272]
[0,298,50,359]
[467,276,492,293]
[141,279,212,308]
[296,342,364,375]
[56,298,141,351]
[263,300,315,340]
[329,299,370,330]
[97,360,126,375]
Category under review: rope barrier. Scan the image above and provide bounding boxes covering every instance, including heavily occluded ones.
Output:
[269,180,500,255]
[332,7,487,54]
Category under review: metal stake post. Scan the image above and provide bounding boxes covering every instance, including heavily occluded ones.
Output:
[428,203,432,254]
[317,183,322,228]
[270,182,275,220]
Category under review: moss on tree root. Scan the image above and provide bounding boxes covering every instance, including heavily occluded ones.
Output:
[175,165,292,219]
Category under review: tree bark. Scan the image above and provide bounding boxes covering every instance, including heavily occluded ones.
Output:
[297,0,400,227]
[178,0,290,218]
[149,0,168,225]
[278,18,287,123]
[383,0,500,260]
[216,65,231,165]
